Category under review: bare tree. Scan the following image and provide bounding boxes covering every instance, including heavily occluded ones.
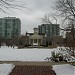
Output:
[41,13,58,24]
[55,0,75,57]
[42,0,75,57]
[41,14,52,24]
[0,0,27,14]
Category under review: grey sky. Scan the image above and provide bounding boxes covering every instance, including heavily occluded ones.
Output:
[0,0,55,34]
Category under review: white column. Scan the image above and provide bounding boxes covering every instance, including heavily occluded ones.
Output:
[37,39,38,45]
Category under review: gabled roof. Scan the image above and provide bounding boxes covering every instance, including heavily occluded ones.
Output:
[30,34,43,39]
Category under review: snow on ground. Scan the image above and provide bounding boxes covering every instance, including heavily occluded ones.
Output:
[53,64,75,75]
[0,46,75,62]
[0,63,15,75]
[0,46,56,61]
[0,46,75,75]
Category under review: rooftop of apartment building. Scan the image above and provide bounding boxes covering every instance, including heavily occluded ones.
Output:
[0,17,20,20]
[44,23,59,25]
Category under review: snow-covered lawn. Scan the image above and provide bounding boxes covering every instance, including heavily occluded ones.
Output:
[53,64,75,75]
[0,46,75,62]
[0,63,15,75]
[0,46,56,61]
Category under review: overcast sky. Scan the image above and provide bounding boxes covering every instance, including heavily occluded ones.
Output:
[0,0,55,34]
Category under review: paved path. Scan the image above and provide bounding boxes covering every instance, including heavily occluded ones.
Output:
[0,61,73,66]
[9,65,56,75]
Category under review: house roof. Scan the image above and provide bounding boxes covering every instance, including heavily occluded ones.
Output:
[29,34,43,39]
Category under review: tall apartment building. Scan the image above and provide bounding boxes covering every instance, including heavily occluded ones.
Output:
[38,24,60,42]
[0,17,21,39]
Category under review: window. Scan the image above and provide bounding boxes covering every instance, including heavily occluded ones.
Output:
[0,27,2,31]
[0,33,2,36]
[34,39,37,43]
[0,22,2,26]
[7,33,10,36]
[7,23,11,28]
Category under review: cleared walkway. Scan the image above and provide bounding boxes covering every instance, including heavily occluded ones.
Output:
[9,65,56,75]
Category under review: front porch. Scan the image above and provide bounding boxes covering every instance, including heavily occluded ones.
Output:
[29,38,42,47]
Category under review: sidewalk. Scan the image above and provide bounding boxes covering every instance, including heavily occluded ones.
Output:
[0,61,73,66]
